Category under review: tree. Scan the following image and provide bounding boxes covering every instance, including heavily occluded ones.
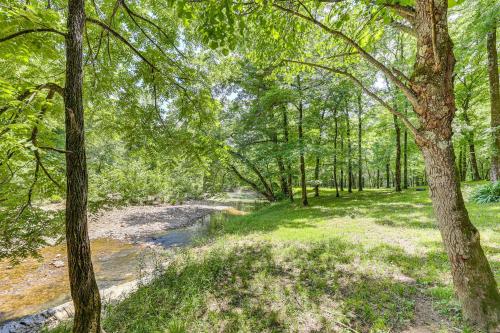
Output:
[183,0,500,327]
[487,22,499,181]
[64,0,101,330]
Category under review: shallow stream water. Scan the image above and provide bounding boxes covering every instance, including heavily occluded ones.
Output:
[0,198,263,323]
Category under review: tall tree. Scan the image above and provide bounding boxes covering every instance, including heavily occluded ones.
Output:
[487,22,499,181]
[333,107,340,197]
[296,76,308,206]
[65,0,101,331]
[357,93,363,191]
[393,114,402,192]
[345,107,353,193]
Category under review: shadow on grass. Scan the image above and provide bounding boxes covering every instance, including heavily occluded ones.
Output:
[93,238,461,333]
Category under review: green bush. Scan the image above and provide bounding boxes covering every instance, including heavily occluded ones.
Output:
[470,181,500,203]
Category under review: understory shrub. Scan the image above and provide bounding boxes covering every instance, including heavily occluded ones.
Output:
[470,181,500,203]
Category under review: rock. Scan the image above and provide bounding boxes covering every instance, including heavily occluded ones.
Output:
[51,260,65,268]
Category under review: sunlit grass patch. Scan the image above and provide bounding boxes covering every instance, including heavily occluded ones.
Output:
[47,182,498,332]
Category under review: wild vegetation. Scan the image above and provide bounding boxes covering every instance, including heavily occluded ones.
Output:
[0,0,499,332]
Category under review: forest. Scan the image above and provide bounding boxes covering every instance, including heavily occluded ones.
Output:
[0,0,499,332]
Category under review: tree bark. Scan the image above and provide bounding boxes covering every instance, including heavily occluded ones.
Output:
[487,24,500,181]
[333,108,340,197]
[313,156,320,197]
[345,109,353,193]
[340,129,344,191]
[404,118,409,189]
[376,168,380,189]
[462,108,481,181]
[297,76,308,206]
[357,94,363,191]
[386,162,390,188]
[394,114,402,192]
[314,110,325,197]
[282,107,294,202]
[411,1,500,328]
[64,0,101,332]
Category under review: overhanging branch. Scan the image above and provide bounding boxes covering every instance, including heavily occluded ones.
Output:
[285,59,423,143]
[86,17,158,71]
[272,2,420,109]
[0,28,66,43]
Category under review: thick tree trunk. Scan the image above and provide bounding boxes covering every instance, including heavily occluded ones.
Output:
[411,1,500,329]
[421,143,500,330]
[393,115,402,192]
[487,24,500,181]
[357,94,363,191]
[64,0,101,332]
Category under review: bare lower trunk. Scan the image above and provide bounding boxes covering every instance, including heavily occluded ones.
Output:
[346,110,352,193]
[421,143,500,330]
[463,109,481,181]
[333,108,340,197]
[404,122,408,189]
[314,156,320,197]
[283,107,294,202]
[65,0,101,332]
[297,77,308,206]
[357,94,363,191]
[487,25,500,181]
[394,115,402,192]
[386,162,390,188]
[412,1,500,329]
[469,140,481,181]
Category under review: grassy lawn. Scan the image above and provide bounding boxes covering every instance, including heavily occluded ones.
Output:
[48,182,499,333]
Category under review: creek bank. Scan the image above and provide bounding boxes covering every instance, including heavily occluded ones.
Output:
[0,195,262,332]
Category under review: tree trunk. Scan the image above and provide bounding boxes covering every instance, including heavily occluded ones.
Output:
[412,1,500,328]
[404,126,408,189]
[314,157,320,197]
[357,94,363,191]
[421,143,500,330]
[346,110,353,193]
[463,109,481,181]
[394,115,402,192]
[340,132,344,192]
[272,130,288,196]
[297,77,308,206]
[333,108,340,197]
[64,0,101,331]
[386,162,390,188]
[487,24,500,181]
[376,168,380,189]
[314,110,325,197]
[283,107,293,202]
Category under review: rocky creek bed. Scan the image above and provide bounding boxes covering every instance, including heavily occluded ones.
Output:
[0,194,261,333]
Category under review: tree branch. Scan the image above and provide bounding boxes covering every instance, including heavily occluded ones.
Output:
[86,17,158,71]
[0,28,66,43]
[272,2,420,108]
[284,59,423,143]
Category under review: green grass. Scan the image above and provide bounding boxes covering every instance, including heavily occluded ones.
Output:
[47,182,499,333]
